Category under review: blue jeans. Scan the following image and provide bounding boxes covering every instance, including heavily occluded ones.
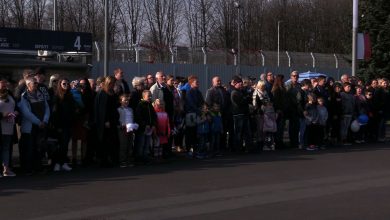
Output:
[135,133,151,159]
[340,115,352,141]
[1,135,12,167]
[299,118,307,146]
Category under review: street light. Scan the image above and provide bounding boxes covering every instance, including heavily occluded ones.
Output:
[104,0,109,77]
[234,1,241,73]
[352,0,358,76]
[277,20,283,68]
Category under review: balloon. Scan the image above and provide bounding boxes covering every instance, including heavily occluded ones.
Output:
[351,120,360,132]
[358,114,369,125]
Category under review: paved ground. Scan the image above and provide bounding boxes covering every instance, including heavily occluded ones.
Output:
[1,142,390,220]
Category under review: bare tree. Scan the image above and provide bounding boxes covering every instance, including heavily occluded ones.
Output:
[143,0,182,62]
[10,0,28,27]
[0,0,12,27]
[184,0,215,48]
[28,0,47,28]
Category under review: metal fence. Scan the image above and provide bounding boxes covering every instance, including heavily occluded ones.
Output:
[92,61,351,94]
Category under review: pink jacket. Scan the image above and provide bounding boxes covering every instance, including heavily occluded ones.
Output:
[155,110,170,144]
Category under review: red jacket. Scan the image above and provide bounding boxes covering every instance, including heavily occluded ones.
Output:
[155,109,170,144]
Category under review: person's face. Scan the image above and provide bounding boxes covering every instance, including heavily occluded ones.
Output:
[166,78,174,86]
[234,82,243,89]
[312,80,318,88]
[147,75,155,84]
[89,79,96,90]
[212,104,220,112]
[371,80,378,88]
[318,79,325,86]
[334,86,341,93]
[202,105,208,112]
[61,80,70,90]
[243,80,250,87]
[0,80,7,90]
[356,87,362,95]
[120,97,129,106]
[381,80,388,88]
[79,80,88,90]
[191,80,199,88]
[344,85,351,93]
[266,73,274,83]
[365,92,373,100]
[115,70,124,80]
[143,92,152,102]
[213,77,221,87]
[173,80,179,88]
[302,84,309,91]
[318,99,324,106]
[27,80,38,92]
[156,73,165,84]
[291,73,299,83]
[35,74,45,83]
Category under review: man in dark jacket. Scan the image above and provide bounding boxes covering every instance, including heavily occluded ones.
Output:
[205,76,229,150]
[285,71,303,148]
[230,76,251,152]
[340,82,355,145]
[113,68,130,96]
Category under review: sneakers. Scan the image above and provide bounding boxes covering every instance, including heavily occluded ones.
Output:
[120,162,128,168]
[61,163,72,171]
[3,170,16,177]
[53,163,61,172]
[306,145,318,151]
[263,146,272,151]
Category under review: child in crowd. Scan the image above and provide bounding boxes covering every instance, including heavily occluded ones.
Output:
[262,102,277,151]
[304,93,320,150]
[153,99,170,161]
[196,104,211,158]
[209,103,223,157]
[317,97,328,148]
[135,90,157,164]
[117,94,138,167]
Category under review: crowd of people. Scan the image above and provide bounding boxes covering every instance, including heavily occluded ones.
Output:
[0,68,389,177]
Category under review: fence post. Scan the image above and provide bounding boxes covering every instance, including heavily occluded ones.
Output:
[286,51,291,74]
[334,53,340,79]
[202,47,209,89]
[169,46,175,64]
[310,52,316,72]
[202,47,207,65]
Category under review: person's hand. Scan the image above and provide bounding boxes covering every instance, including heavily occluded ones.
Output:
[39,122,46,128]
[105,121,110,128]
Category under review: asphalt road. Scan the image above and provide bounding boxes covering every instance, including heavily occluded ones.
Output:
[1,142,390,220]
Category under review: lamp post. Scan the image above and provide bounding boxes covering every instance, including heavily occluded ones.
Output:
[352,0,358,77]
[104,0,109,77]
[277,20,283,68]
[234,1,241,74]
